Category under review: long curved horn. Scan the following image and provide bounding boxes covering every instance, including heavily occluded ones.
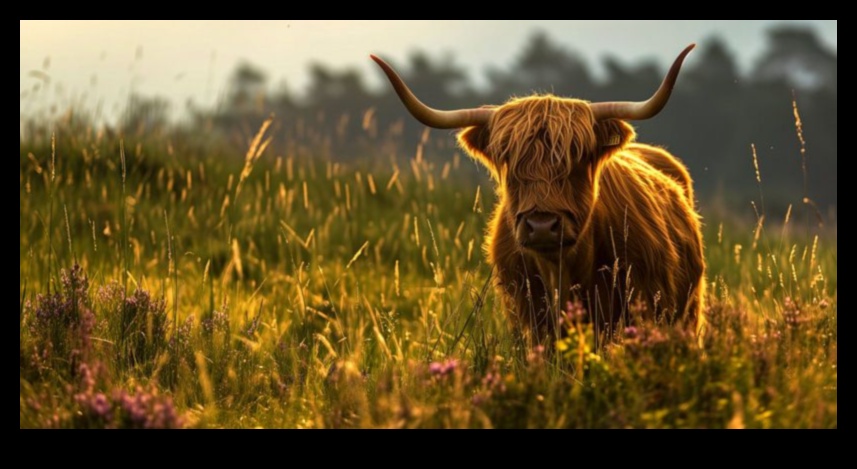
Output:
[591,44,696,121]
[371,55,493,129]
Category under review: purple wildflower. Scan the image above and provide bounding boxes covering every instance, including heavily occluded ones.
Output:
[564,301,588,322]
[27,264,94,365]
[202,306,229,334]
[114,387,183,429]
[472,360,507,406]
[623,326,668,351]
[91,393,111,416]
[783,297,806,328]
[429,358,459,378]
[527,345,546,365]
[244,312,262,338]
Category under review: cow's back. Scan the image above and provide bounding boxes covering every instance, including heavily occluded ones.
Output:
[591,143,705,328]
[624,143,696,206]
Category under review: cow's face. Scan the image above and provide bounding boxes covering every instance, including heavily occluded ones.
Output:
[458,97,635,255]
[506,173,585,254]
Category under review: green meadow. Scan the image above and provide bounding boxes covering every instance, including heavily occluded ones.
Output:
[20,114,836,428]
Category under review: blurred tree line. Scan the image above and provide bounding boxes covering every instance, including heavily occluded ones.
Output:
[133,26,838,212]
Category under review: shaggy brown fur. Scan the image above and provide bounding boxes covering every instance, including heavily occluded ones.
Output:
[458,95,705,343]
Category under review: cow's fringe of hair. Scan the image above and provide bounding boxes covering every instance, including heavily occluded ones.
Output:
[487,95,597,184]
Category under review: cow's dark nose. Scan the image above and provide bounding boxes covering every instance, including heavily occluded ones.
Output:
[525,212,560,246]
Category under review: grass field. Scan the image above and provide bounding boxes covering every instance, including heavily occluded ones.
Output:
[19,116,837,428]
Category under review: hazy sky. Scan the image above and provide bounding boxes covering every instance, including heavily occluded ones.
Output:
[20,20,836,121]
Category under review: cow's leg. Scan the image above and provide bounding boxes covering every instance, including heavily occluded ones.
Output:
[500,256,553,343]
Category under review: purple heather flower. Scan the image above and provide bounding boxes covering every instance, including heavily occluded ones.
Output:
[429,358,459,377]
[564,301,587,321]
[91,393,111,418]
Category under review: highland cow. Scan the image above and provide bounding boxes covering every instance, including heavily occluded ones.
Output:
[372,45,706,343]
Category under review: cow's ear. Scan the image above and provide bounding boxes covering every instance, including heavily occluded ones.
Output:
[457,125,498,176]
[593,119,636,160]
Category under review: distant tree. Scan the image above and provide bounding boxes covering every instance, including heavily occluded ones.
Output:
[303,64,374,151]
[486,31,595,101]
[685,37,739,86]
[403,52,474,106]
[123,94,170,134]
[306,64,370,107]
[752,27,837,92]
[227,62,268,113]
[601,56,661,102]
[270,79,296,110]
